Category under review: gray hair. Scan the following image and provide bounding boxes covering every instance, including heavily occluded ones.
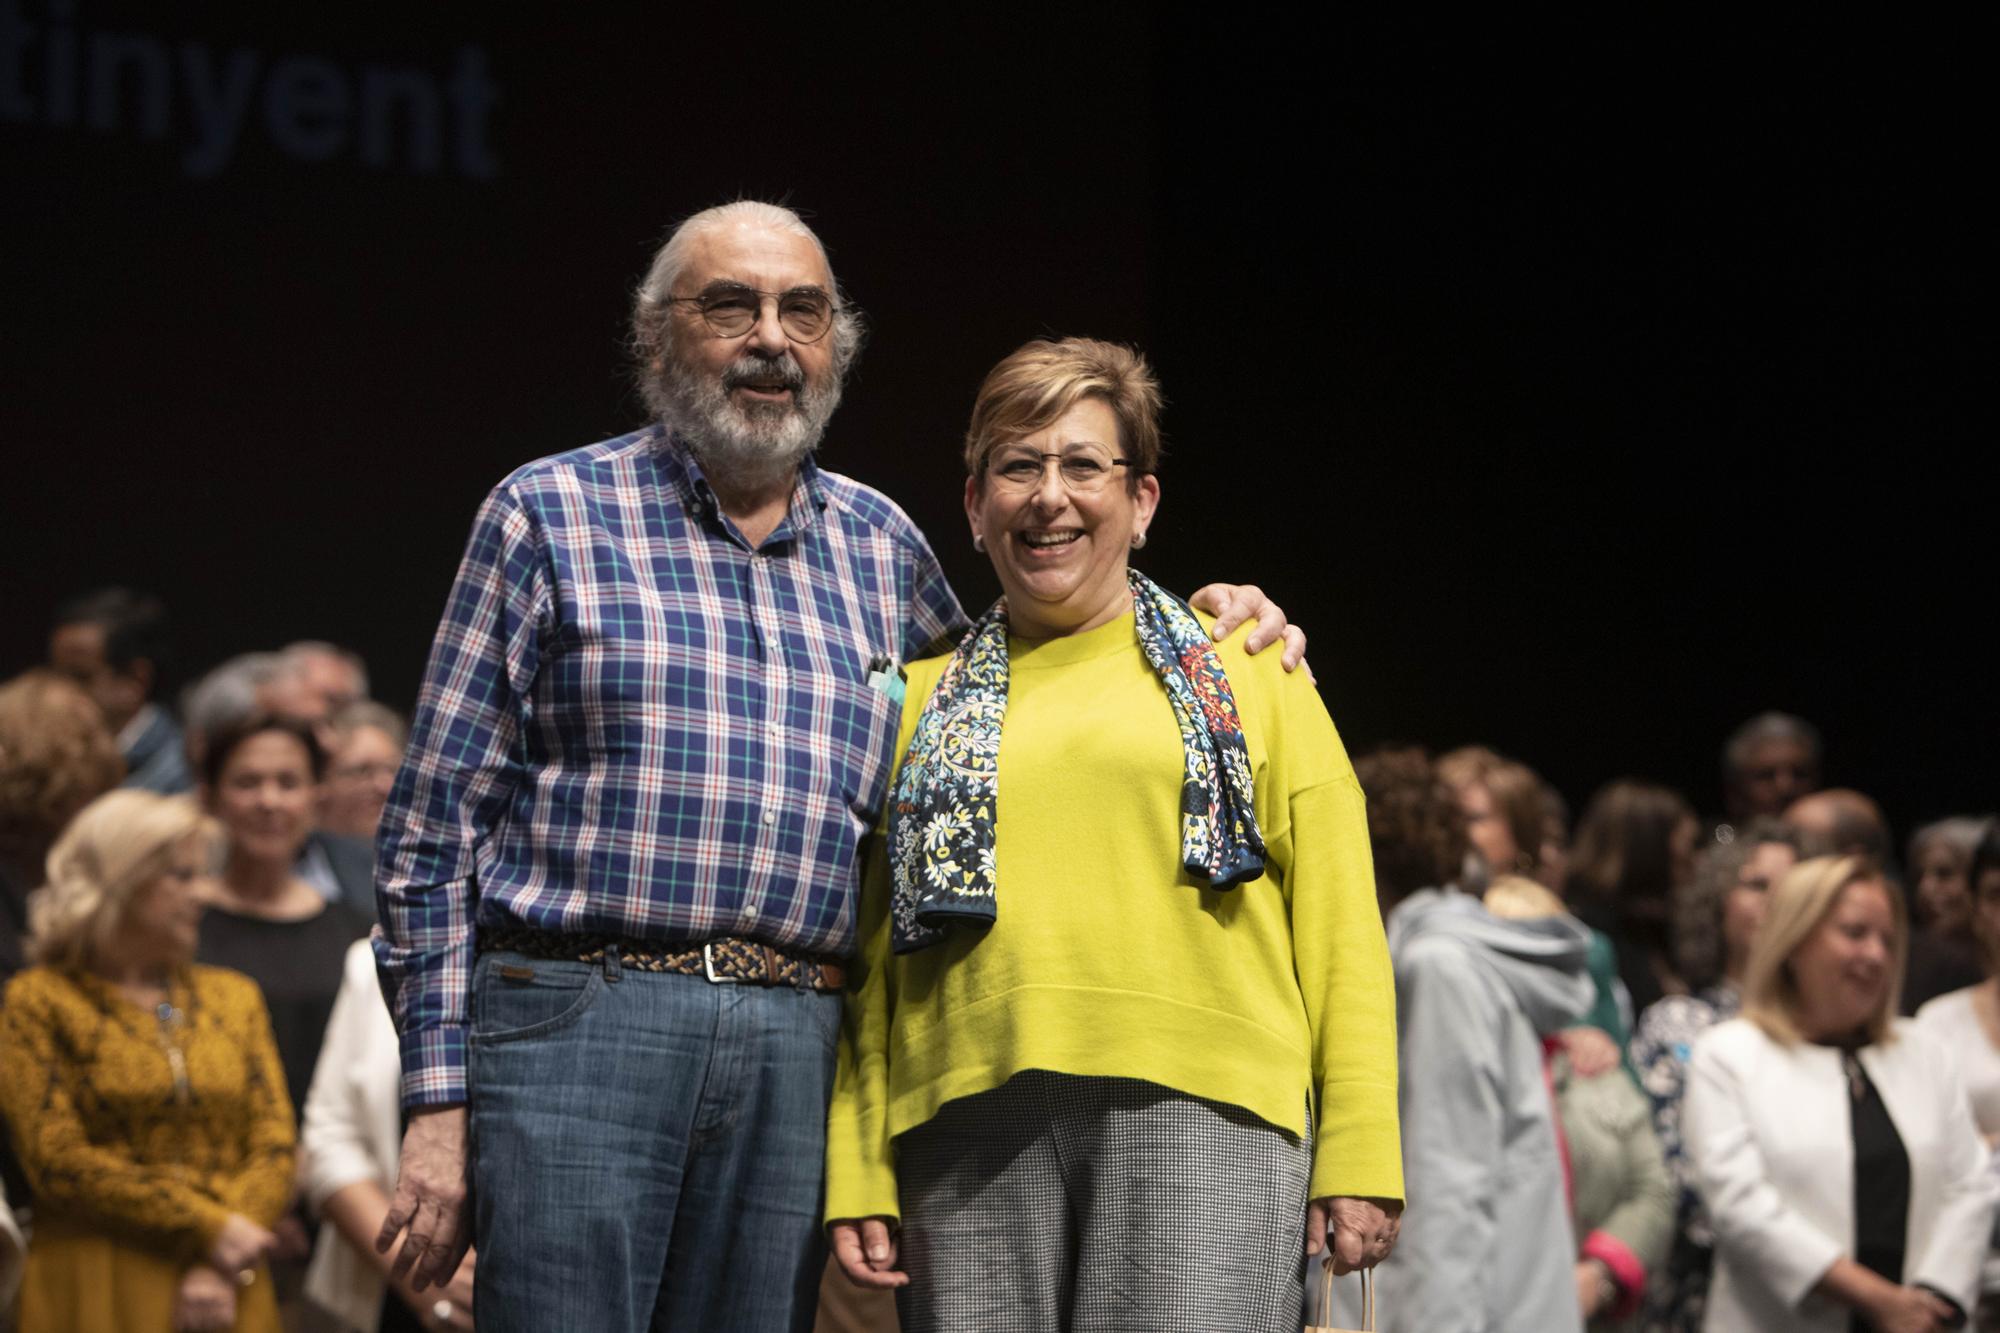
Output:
[281,640,370,699]
[1722,711,1823,779]
[327,699,408,750]
[180,652,284,760]
[629,201,867,420]
[1909,816,1989,872]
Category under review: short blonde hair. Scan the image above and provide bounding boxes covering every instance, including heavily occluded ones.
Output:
[1483,874,1567,921]
[1741,854,1905,1046]
[963,337,1163,486]
[27,790,213,971]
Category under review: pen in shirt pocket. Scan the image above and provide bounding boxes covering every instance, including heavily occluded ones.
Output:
[864,652,906,708]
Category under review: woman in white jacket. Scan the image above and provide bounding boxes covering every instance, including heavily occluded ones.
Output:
[1687,855,1993,1333]
[299,938,476,1331]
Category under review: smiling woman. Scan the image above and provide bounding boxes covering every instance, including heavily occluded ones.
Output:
[0,789,293,1332]
[1685,856,1995,1333]
[823,337,1403,1333]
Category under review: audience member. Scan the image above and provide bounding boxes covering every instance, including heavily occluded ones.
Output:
[0,671,124,982]
[1567,779,1700,1016]
[1630,818,1801,1332]
[1909,816,1988,944]
[47,587,192,793]
[196,714,373,1108]
[1687,855,1992,1333]
[1787,790,1984,1014]
[1718,712,1822,834]
[0,790,293,1331]
[281,642,369,719]
[181,652,289,773]
[300,939,475,1332]
[1487,876,1676,1332]
[319,702,408,842]
[1440,745,1548,884]
[1913,822,2000,1329]
[1331,747,1591,1333]
[1784,788,1895,864]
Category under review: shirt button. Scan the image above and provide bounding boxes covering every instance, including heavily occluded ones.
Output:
[743,904,759,923]
[763,810,776,825]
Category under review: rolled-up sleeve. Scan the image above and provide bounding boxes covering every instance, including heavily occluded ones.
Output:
[374,482,548,1109]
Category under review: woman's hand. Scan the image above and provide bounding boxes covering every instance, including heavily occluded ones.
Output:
[173,1265,238,1332]
[1306,1196,1401,1273]
[1560,1025,1622,1079]
[206,1211,276,1278]
[828,1216,908,1289]
[1574,1259,1608,1318]
[396,1245,476,1330]
[1867,1283,1958,1333]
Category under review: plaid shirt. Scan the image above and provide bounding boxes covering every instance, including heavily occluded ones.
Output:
[374,427,966,1107]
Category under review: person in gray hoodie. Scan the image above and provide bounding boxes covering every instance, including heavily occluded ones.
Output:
[1319,748,1596,1333]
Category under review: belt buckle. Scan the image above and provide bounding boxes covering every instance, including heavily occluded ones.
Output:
[702,941,742,984]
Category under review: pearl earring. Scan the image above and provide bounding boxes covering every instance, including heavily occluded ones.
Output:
[973,533,985,552]
[1130,532,1147,550]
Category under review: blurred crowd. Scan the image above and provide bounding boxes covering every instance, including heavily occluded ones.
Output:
[1,586,1994,1332]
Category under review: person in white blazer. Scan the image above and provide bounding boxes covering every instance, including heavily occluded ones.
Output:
[300,937,476,1331]
[1687,855,1994,1333]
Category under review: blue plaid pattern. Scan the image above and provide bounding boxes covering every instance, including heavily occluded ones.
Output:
[374,427,967,1107]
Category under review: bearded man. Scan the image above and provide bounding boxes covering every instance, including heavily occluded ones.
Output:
[371,201,1301,1333]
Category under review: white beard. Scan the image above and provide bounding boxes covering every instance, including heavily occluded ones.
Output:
[653,349,842,495]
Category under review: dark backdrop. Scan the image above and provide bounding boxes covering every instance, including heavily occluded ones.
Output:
[3,10,1988,838]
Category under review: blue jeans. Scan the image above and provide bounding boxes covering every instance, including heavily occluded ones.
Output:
[467,949,842,1333]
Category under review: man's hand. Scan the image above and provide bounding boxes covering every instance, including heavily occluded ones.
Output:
[173,1265,238,1332]
[828,1217,909,1290]
[377,1105,472,1294]
[394,1245,476,1329]
[1187,583,1309,674]
[205,1211,276,1279]
[1306,1195,1402,1274]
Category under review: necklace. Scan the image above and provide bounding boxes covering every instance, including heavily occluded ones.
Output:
[153,992,191,1106]
[1841,1049,1867,1102]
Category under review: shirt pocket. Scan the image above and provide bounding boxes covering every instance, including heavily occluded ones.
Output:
[821,673,905,820]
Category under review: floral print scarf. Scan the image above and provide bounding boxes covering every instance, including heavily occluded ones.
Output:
[888,568,1265,954]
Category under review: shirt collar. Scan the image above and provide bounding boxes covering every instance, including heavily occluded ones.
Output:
[651,425,829,547]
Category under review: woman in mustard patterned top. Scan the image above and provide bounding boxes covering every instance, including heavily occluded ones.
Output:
[0,789,295,1332]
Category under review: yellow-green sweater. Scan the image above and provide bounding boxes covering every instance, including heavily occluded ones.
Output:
[823,610,1402,1222]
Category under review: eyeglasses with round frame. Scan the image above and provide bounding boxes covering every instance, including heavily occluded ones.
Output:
[983,448,1135,495]
[664,282,836,344]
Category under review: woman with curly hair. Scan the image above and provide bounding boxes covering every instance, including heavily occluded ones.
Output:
[0,788,295,1331]
[0,669,125,981]
[821,338,1401,1332]
[1344,746,1596,1333]
[1629,818,1801,1332]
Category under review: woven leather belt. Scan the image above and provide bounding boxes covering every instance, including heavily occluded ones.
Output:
[477,927,846,992]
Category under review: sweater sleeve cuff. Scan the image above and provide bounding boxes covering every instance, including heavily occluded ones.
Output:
[399,1025,468,1110]
[823,1114,900,1227]
[1309,1079,1405,1204]
[1581,1229,1647,1319]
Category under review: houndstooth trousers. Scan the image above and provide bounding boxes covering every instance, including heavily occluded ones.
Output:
[892,1070,1311,1333]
